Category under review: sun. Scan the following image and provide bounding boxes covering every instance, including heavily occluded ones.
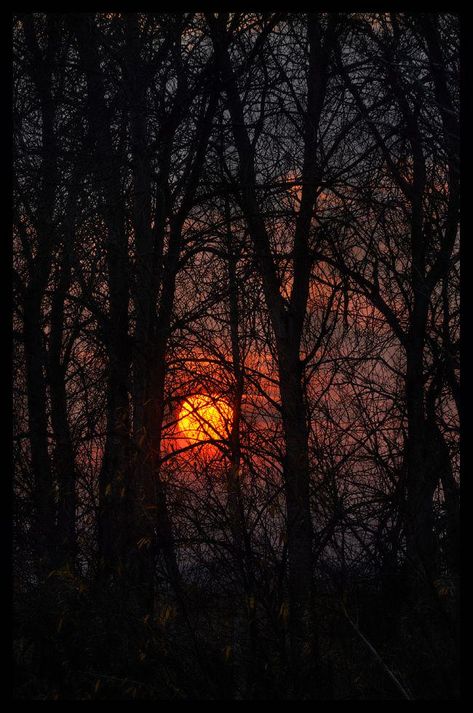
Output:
[178,394,233,444]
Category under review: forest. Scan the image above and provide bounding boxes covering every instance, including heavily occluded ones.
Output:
[12,11,460,700]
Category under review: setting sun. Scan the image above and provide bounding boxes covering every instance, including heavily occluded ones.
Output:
[178,394,233,443]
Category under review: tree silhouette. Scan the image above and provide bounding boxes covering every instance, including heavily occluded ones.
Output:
[13,11,460,701]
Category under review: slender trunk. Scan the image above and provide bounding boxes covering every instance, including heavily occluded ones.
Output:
[23,290,56,575]
[48,248,77,571]
[405,317,437,589]
[21,14,59,576]
[424,388,459,580]
[404,178,437,595]
[225,210,257,698]
[145,217,185,595]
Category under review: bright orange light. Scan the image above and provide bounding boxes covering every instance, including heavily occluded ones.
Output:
[178,394,232,444]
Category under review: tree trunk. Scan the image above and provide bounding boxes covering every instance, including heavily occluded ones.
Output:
[207,12,335,697]
[21,14,60,576]
[405,325,438,591]
[225,211,257,698]
[23,290,56,576]
[73,14,132,582]
[48,248,77,572]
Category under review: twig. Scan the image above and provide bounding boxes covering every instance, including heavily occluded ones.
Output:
[341,602,412,700]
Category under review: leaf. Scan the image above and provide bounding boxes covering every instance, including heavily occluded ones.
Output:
[159,604,175,625]
[279,601,289,622]
[137,537,151,550]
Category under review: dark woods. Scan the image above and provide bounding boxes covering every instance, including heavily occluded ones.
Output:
[12,12,460,700]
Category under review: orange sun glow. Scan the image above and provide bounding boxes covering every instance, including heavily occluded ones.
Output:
[178,394,233,444]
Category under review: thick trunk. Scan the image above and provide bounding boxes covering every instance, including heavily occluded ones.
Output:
[278,351,316,694]
[125,16,159,608]
[74,15,132,581]
[127,29,218,605]
[206,13,335,696]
